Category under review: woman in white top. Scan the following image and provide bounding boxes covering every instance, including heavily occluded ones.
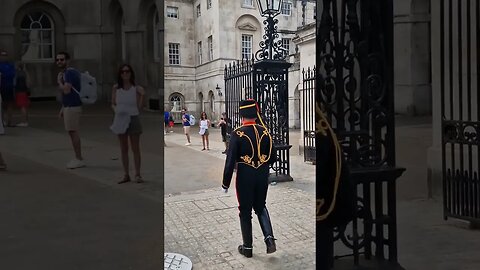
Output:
[199,111,211,151]
[111,64,145,184]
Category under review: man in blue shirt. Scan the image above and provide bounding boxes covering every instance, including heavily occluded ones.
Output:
[164,110,169,135]
[0,50,15,127]
[56,51,85,169]
[181,108,191,146]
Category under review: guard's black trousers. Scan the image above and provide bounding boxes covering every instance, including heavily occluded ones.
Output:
[235,165,274,248]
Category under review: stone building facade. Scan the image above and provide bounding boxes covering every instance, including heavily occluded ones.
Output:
[164,0,316,124]
[0,0,164,109]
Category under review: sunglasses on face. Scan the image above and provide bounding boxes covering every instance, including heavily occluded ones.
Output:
[121,69,131,74]
[55,58,65,62]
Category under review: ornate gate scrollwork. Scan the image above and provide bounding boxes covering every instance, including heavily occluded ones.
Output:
[316,0,406,268]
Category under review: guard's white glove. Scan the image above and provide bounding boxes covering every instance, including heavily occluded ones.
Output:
[222,187,228,193]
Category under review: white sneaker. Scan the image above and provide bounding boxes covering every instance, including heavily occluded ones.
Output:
[67,159,86,169]
[185,142,191,146]
[16,122,28,127]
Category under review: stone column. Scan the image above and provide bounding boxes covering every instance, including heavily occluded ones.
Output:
[394,0,431,115]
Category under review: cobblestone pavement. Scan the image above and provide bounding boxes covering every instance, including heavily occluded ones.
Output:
[165,187,316,270]
[164,127,317,269]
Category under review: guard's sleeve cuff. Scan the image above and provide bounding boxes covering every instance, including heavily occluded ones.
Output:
[222,184,229,189]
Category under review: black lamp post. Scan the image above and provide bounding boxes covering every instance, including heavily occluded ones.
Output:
[254,0,288,61]
[253,0,293,182]
[216,84,223,114]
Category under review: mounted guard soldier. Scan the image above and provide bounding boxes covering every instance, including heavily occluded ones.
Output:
[222,99,277,258]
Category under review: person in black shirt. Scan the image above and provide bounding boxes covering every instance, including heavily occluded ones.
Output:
[218,112,231,154]
[222,99,277,258]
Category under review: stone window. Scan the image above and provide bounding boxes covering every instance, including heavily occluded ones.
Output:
[20,12,54,61]
[166,6,178,18]
[196,4,201,17]
[281,38,290,55]
[241,34,252,60]
[208,36,213,61]
[168,43,180,65]
[281,1,292,16]
[198,41,203,65]
[242,0,254,8]
[207,0,212,9]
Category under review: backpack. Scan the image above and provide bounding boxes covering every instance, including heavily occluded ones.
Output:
[71,71,97,105]
[189,114,196,126]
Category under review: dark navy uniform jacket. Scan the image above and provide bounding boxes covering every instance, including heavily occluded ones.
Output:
[222,122,276,189]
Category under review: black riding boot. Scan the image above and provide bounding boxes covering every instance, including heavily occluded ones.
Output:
[238,217,253,258]
[257,207,276,254]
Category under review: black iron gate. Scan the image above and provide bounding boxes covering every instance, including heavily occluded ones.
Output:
[316,0,405,268]
[302,67,316,163]
[224,57,293,182]
[441,0,480,222]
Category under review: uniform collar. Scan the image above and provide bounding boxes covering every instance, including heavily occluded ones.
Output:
[242,121,256,126]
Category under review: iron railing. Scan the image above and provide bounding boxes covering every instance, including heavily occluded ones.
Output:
[302,67,316,163]
[441,0,480,223]
[224,57,293,182]
[316,0,405,268]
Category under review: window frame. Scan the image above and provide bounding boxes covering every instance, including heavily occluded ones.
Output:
[198,41,203,65]
[207,35,213,61]
[168,42,180,65]
[281,1,292,16]
[166,6,179,18]
[281,38,291,55]
[20,11,55,61]
[241,34,253,61]
[196,4,201,17]
[242,0,254,8]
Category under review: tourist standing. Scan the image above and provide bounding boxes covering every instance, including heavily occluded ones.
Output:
[56,51,85,169]
[199,112,210,151]
[218,112,231,154]
[110,64,145,184]
[181,109,191,146]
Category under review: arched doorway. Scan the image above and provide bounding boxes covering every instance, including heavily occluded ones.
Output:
[169,92,184,123]
[208,90,215,120]
[198,92,204,113]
